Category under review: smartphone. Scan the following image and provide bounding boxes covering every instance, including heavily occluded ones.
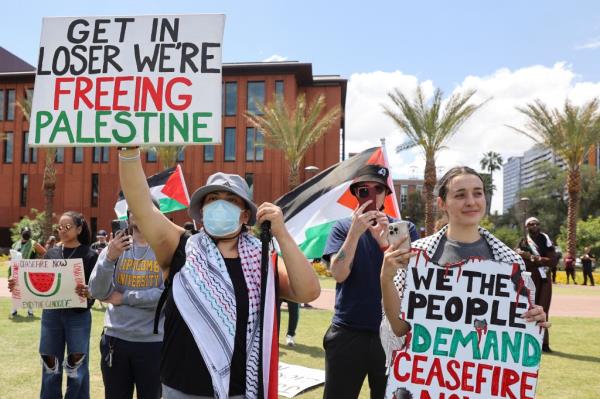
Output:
[388,221,411,251]
[111,219,129,237]
[357,186,377,213]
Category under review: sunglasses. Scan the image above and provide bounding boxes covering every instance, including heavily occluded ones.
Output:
[527,222,540,227]
[356,185,385,198]
[57,224,74,232]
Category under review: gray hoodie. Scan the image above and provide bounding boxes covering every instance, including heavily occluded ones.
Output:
[89,244,164,342]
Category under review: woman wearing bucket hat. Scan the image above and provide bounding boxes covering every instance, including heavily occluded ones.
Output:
[117,148,320,399]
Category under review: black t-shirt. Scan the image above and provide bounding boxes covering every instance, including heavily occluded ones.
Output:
[44,245,98,311]
[160,235,249,396]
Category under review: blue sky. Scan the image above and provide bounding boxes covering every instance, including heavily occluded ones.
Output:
[2,1,600,212]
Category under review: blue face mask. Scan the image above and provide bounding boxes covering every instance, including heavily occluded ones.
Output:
[202,199,243,237]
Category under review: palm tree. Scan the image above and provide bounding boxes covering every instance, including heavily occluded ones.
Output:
[18,98,57,241]
[480,151,503,215]
[383,86,487,234]
[245,93,341,189]
[144,146,185,170]
[510,98,600,258]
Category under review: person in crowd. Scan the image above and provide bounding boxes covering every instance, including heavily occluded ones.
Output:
[45,235,57,250]
[89,199,164,399]
[380,167,550,365]
[322,164,418,399]
[10,226,46,317]
[282,300,300,346]
[564,252,577,284]
[91,230,109,254]
[581,247,595,286]
[516,216,556,352]
[117,147,320,399]
[182,221,198,235]
[8,211,98,399]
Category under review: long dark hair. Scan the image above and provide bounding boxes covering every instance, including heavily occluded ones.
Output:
[62,211,91,246]
[436,166,485,201]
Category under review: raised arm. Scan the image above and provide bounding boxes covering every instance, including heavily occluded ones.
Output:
[381,239,413,337]
[118,148,184,269]
[257,202,320,303]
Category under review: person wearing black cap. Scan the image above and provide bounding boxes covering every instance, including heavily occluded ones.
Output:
[91,229,109,254]
[322,164,418,399]
[117,148,320,399]
[10,226,46,317]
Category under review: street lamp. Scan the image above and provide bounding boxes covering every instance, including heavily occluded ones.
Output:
[519,197,530,237]
[304,165,320,182]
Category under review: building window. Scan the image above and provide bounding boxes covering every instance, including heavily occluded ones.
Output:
[177,148,185,162]
[224,82,237,116]
[3,132,14,163]
[245,173,254,200]
[275,80,284,99]
[91,173,99,207]
[204,145,215,162]
[400,185,408,210]
[26,88,34,101]
[20,174,28,207]
[247,81,265,114]
[93,147,109,163]
[55,147,64,163]
[0,89,4,120]
[6,89,15,121]
[146,150,157,163]
[246,127,264,161]
[224,128,236,161]
[73,147,84,163]
[22,132,30,163]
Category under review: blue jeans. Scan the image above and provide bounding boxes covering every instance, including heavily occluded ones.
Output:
[39,309,91,399]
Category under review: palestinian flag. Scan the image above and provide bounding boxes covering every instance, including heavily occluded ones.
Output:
[275,146,400,259]
[114,164,190,219]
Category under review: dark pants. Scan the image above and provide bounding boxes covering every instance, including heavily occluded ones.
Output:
[583,267,595,286]
[286,301,299,336]
[566,268,577,284]
[100,334,162,399]
[531,271,552,348]
[323,324,386,399]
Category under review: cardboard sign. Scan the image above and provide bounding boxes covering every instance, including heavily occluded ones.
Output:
[29,14,225,147]
[10,259,87,309]
[385,252,544,399]
[278,362,325,398]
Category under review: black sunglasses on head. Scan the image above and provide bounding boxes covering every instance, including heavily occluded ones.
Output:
[356,185,385,198]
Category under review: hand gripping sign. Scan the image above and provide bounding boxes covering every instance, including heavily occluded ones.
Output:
[11,259,87,309]
[385,250,544,399]
[29,14,225,147]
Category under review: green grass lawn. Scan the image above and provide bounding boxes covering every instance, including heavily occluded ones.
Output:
[1,298,599,398]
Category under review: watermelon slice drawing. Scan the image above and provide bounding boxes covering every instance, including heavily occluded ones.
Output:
[24,272,61,297]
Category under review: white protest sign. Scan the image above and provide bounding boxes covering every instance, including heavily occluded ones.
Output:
[11,259,87,309]
[278,362,325,398]
[30,14,224,147]
[385,252,544,399]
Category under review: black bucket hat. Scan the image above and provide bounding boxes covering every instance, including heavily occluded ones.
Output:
[349,164,392,195]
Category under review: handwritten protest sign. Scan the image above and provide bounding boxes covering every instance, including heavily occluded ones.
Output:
[385,251,544,399]
[278,362,325,398]
[11,259,87,309]
[29,14,224,147]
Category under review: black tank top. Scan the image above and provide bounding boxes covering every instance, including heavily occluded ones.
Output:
[160,234,249,396]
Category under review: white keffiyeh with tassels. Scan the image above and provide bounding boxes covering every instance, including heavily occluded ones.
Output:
[173,230,276,399]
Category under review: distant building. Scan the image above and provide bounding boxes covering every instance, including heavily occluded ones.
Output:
[0,47,347,247]
[503,156,523,213]
[393,178,424,219]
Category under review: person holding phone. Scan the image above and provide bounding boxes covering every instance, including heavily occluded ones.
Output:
[380,167,549,367]
[322,164,418,399]
[88,197,164,399]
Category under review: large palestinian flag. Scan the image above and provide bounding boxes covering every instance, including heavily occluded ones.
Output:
[275,147,400,259]
[114,164,190,219]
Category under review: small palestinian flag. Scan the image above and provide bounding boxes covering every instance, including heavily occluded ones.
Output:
[275,146,400,259]
[114,164,190,219]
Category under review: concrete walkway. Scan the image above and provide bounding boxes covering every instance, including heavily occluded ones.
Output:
[3,277,599,317]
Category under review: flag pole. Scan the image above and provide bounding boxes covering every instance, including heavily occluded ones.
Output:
[380,138,402,219]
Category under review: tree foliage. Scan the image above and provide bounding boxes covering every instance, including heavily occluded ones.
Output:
[557,217,600,259]
[9,209,48,244]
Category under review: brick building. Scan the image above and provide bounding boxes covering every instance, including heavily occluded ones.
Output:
[0,47,347,246]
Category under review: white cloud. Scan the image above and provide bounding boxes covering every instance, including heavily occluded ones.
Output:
[262,54,288,62]
[576,38,600,50]
[345,63,600,214]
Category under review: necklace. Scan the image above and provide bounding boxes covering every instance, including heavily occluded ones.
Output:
[61,244,81,259]
[131,240,150,261]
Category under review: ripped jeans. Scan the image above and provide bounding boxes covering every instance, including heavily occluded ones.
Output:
[39,309,91,399]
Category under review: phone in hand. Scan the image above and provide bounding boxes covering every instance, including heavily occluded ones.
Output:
[388,221,411,251]
[357,186,377,213]
[111,219,129,237]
